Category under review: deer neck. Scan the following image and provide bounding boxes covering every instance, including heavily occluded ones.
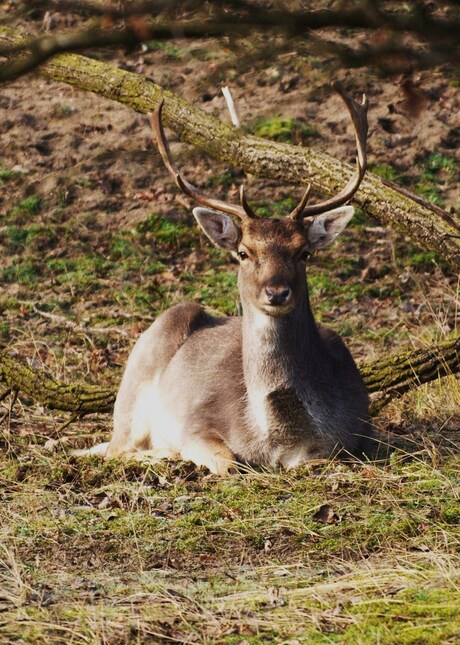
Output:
[241,289,321,435]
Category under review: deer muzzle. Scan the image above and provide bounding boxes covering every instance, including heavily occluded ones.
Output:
[264,286,292,307]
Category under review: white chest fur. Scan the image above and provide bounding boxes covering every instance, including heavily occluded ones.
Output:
[243,310,280,438]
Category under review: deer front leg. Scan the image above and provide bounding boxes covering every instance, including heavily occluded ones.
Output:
[180,435,236,475]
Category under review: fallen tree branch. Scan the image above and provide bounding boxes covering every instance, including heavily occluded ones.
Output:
[1,336,458,421]
[362,335,460,414]
[0,25,458,270]
[0,353,115,416]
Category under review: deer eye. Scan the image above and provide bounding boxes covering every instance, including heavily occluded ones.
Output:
[237,250,249,261]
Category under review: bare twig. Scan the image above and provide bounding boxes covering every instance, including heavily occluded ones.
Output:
[222,86,240,128]
[57,411,85,432]
[0,388,19,424]
[31,305,130,337]
[380,179,460,235]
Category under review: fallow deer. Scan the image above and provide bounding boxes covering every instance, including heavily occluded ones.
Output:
[78,83,371,473]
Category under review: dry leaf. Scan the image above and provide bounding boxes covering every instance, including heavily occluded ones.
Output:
[312,504,339,524]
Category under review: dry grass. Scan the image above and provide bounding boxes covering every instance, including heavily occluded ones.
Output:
[1,408,459,643]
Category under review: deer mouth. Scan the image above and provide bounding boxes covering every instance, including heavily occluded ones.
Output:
[259,301,296,317]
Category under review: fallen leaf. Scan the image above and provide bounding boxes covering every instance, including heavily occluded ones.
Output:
[312,504,339,524]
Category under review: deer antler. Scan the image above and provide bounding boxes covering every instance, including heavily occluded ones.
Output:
[150,100,256,220]
[152,85,368,223]
[288,82,368,221]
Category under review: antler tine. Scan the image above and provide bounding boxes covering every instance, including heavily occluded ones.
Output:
[290,82,368,220]
[239,185,257,218]
[150,100,253,221]
[288,184,311,221]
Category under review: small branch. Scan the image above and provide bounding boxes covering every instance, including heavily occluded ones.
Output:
[0,388,19,424]
[222,86,240,128]
[380,178,460,235]
[57,411,84,432]
[31,305,129,337]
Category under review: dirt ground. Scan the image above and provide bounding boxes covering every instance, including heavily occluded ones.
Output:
[0,7,459,644]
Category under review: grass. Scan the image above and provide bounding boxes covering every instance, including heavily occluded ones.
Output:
[3,561,457,643]
[1,259,43,286]
[1,441,459,643]
[370,153,457,207]
[10,195,43,219]
[248,116,319,144]
[5,224,57,253]
[143,40,186,59]
[0,162,28,183]
[412,152,456,207]
[369,162,402,182]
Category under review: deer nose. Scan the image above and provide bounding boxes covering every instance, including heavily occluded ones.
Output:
[265,286,292,306]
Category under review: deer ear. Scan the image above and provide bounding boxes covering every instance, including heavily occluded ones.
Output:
[193,207,241,251]
[306,206,354,251]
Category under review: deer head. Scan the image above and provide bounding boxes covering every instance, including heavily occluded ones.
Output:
[150,83,368,316]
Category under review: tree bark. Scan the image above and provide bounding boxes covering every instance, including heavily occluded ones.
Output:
[1,336,458,420]
[361,335,460,414]
[0,354,115,416]
[0,25,459,271]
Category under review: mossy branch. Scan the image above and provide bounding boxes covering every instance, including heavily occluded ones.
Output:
[0,354,115,416]
[362,335,460,414]
[0,25,459,271]
[1,336,459,421]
